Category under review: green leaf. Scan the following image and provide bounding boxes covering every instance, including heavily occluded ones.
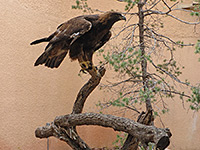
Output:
[76,0,80,5]
[195,12,199,16]
[121,62,127,68]
[154,111,158,116]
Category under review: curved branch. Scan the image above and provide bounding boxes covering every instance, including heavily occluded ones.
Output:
[72,66,106,114]
[68,66,106,149]
[36,112,171,150]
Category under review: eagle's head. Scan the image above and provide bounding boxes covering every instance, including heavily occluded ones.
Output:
[99,11,126,26]
[108,12,126,22]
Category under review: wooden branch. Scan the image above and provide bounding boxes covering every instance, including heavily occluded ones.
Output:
[72,66,106,114]
[111,24,138,40]
[35,112,171,150]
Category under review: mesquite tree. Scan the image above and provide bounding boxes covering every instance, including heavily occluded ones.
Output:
[35,0,200,150]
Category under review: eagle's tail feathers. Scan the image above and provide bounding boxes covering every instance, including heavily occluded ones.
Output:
[34,52,48,66]
[45,59,51,67]
[45,57,58,68]
[54,52,67,68]
[34,50,67,68]
[49,57,57,68]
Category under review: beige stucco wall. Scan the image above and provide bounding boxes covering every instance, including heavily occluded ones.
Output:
[0,0,199,150]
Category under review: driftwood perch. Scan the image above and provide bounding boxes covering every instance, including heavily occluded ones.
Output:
[35,65,171,149]
[36,113,171,149]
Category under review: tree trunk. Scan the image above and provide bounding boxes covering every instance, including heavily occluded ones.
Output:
[121,1,155,149]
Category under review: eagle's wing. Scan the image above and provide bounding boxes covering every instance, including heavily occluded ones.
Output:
[94,31,112,51]
[34,18,92,68]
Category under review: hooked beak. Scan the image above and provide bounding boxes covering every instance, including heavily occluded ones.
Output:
[120,14,126,21]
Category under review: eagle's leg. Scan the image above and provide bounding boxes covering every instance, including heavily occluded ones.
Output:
[78,48,100,76]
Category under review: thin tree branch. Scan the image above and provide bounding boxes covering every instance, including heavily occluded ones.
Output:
[160,89,191,98]
[145,9,200,25]
[167,13,200,25]
[147,27,195,47]
[147,0,162,10]
[125,105,141,114]
[111,24,138,40]
[105,77,142,88]
[151,60,191,87]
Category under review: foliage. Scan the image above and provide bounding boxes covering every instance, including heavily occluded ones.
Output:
[72,0,92,12]
[124,0,137,11]
[187,85,200,111]
[195,40,200,61]
[113,132,127,149]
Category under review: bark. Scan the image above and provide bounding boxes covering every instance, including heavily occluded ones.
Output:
[66,66,106,149]
[35,112,171,149]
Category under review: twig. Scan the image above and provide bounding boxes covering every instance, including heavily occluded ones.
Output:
[145,9,200,25]
[147,0,162,10]
[160,89,191,98]
[151,60,191,87]
[125,105,141,114]
[111,24,138,40]
[167,13,200,25]
[148,29,195,46]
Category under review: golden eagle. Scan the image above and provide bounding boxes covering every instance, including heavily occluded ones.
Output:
[31,11,126,74]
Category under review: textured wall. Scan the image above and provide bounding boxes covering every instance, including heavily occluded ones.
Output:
[0,0,199,150]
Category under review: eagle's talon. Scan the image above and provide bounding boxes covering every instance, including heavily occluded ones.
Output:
[79,69,87,74]
[80,61,91,70]
[79,61,102,76]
